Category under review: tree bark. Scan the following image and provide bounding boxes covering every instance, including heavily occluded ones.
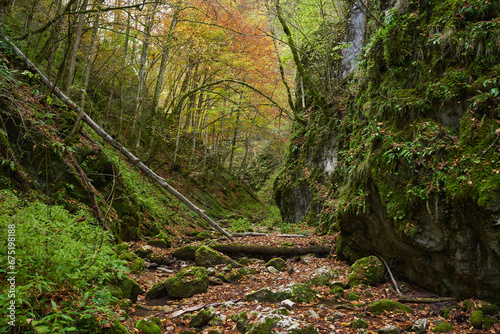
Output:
[1,33,234,241]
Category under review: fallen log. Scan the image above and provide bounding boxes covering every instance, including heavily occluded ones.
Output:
[231,232,309,238]
[398,296,456,304]
[210,243,331,257]
[1,33,233,241]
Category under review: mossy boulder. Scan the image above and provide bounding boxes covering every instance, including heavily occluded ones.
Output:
[348,256,385,286]
[478,302,498,315]
[148,232,171,248]
[189,306,216,328]
[345,292,360,301]
[146,266,208,299]
[172,245,200,261]
[135,246,153,258]
[145,280,168,300]
[165,266,209,298]
[305,266,338,286]
[432,322,452,332]
[113,277,142,303]
[265,257,287,271]
[135,318,162,334]
[470,310,483,329]
[369,299,413,315]
[195,245,238,267]
[119,252,145,274]
[349,318,368,329]
[245,283,316,303]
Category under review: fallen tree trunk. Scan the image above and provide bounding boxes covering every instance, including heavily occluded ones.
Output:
[211,243,331,257]
[1,33,234,241]
[231,232,309,238]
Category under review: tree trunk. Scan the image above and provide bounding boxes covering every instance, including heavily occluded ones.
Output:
[65,0,89,96]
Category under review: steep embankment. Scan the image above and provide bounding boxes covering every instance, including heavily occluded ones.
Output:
[0,40,263,241]
[275,0,500,299]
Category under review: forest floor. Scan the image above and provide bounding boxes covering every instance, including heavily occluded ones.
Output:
[120,231,498,334]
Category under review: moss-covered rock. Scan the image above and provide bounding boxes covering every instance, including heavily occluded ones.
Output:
[432,322,452,333]
[265,257,287,271]
[478,302,499,315]
[189,306,216,328]
[195,245,238,267]
[349,318,368,329]
[245,283,316,303]
[148,231,172,248]
[119,252,145,274]
[305,266,338,286]
[345,292,360,301]
[135,319,161,334]
[348,256,385,286]
[369,299,413,315]
[114,277,142,303]
[470,310,483,329]
[172,245,200,261]
[145,280,168,299]
[165,266,209,298]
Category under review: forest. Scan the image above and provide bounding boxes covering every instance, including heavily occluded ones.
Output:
[1,0,500,333]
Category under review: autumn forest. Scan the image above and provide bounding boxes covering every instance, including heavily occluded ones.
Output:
[1,0,500,333]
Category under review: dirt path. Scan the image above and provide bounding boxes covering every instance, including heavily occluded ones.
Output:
[120,234,498,333]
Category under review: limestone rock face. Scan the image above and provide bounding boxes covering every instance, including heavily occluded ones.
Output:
[274,0,500,300]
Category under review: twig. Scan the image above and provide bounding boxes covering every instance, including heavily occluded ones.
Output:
[380,257,401,295]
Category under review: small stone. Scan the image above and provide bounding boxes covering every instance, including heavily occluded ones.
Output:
[281,299,296,310]
[306,310,320,319]
[378,325,398,334]
[267,266,280,274]
[412,318,428,334]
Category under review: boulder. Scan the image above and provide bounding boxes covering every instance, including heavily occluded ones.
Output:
[135,318,161,334]
[194,245,239,267]
[265,257,287,271]
[369,300,413,315]
[348,256,385,286]
[245,283,316,303]
[172,245,200,261]
[189,307,216,328]
[145,266,209,299]
[165,266,209,298]
[305,266,338,286]
[113,277,142,303]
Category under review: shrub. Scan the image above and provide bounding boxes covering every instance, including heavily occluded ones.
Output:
[0,190,128,333]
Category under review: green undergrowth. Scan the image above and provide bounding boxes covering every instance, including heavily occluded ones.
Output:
[0,189,127,333]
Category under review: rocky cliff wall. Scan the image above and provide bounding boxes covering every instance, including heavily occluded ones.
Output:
[275,0,500,299]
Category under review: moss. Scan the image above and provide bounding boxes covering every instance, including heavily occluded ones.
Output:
[478,302,499,315]
[101,321,130,333]
[349,318,368,329]
[345,292,360,301]
[432,322,452,332]
[172,245,199,261]
[484,317,499,329]
[348,256,385,286]
[265,258,287,271]
[470,310,483,329]
[331,286,344,297]
[145,280,168,299]
[195,245,238,267]
[189,307,216,328]
[369,300,413,315]
[114,277,142,303]
[165,266,209,298]
[135,319,161,334]
[238,257,250,266]
[112,243,130,255]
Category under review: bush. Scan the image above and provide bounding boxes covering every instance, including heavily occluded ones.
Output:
[0,190,128,333]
